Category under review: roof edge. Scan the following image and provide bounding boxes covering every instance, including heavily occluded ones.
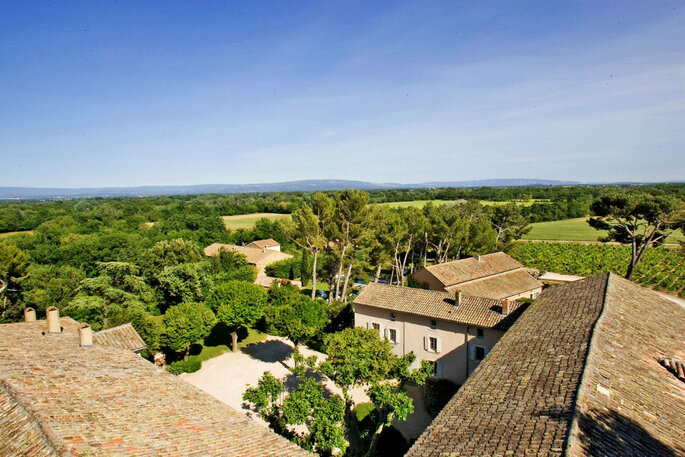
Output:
[562,272,611,457]
[0,378,68,456]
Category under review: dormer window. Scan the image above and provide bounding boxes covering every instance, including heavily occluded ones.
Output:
[390,312,396,322]
[430,319,437,330]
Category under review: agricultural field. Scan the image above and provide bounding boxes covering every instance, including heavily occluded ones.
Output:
[509,242,685,297]
[221,213,291,230]
[374,199,547,209]
[0,230,32,238]
[522,218,685,243]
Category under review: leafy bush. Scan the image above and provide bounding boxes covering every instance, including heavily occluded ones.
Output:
[168,355,202,375]
[265,256,301,280]
[354,402,380,446]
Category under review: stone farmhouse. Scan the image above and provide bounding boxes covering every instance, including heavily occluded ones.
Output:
[353,283,527,385]
[407,273,685,457]
[0,307,311,456]
[204,239,301,289]
[412,251,543,300]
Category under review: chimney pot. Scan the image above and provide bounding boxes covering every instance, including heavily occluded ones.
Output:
[501,299,511,316]
[24,307,36,323]
[79,323,93,347]
[455,291,462,306]
[46,307,61,333]
[476,255,481,262]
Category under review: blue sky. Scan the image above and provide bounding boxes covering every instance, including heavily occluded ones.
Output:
[1,1,683,187]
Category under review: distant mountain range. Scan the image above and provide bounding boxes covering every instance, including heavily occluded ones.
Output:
[0,178,585,200]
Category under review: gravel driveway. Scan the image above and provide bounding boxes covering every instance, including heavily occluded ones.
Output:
[181,335,369,426]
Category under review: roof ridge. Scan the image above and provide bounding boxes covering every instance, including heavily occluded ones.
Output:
[94,322,133,334]
[0,378,66,456]
[562,272,611,455]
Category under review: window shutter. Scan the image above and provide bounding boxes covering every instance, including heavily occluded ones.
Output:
[436,338,442,354]
[367,322,372,329]
[378,325,384,338]
[436,362,443,378]
[395,329,401,344]
[424,336,429,351]
[485,347,490,356]
[470,345,476,360]
[384,327,389,339]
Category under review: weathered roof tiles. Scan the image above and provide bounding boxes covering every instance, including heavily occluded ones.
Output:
[354,282,527,330]
[406,273,685,457]
[0,317,311,456]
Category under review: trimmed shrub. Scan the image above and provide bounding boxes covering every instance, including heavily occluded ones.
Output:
[264,256,301,280]
[168,355,202,375]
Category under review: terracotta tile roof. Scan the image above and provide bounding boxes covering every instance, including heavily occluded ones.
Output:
[406,273,685,457]
[445,268,543,299]
[417,252,525,287]
[0,317,311,456]
[245,239,280,249]
[93,323,147,353]
[353,283,527,330]
[203,243,293,266]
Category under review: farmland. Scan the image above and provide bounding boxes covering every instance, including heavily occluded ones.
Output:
[221,213,291,230]
[509,242,685,297]
[522,218,685,243]
[374,199,547,209]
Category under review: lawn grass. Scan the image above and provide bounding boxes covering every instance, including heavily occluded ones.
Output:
[194,328,267,362]
[523,218,685,243]
[221,213,291,230]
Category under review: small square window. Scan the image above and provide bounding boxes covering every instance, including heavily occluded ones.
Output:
[474,346,485,361]
[372,322,380,331]
[477,328,484,339]
[390,312,396,322]
[388,328,398,344]
[429,337,438,352]
[430,319,437,330]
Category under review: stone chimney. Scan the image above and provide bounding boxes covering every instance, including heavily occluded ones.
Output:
[501,299,511,316]
[24,307,36,322]
[46,306,61,333]
[455,291,462,306]
[79,323,93,347]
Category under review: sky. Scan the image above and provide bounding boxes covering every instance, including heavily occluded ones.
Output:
[1,1,684,188]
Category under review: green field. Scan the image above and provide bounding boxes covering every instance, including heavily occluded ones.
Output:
[523,218,685,243]
[0,230,32,238]
[221,213,291,230]
[374,199,545,209]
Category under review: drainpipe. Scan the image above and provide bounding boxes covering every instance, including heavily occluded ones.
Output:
[465,325,470,383]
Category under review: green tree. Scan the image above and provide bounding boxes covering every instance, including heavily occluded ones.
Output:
[319,326,430,447]
[67,262,154,329]
[156,262,211,307]
[22,264,85,315]
[589,194,684,279]
[209,249,257,283]
[142,238,203,277]
[490,203,530,247]
[161,302,216,361]
[264,284,328,350]
[0,244,30,320]
[207,280,266,352]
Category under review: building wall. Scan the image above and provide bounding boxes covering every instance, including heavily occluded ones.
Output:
[504,287,543,301]
[354,303,505,385]
[411,269,446,291]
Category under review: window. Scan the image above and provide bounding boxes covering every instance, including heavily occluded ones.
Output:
[471,345,487,361]
[477,328,484,339]
[372,323,380,331]
[390,312,396,322]
[430,319,437,330]
[533,291,540,299]
[388,328,398,344]
[424,336,441,353]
